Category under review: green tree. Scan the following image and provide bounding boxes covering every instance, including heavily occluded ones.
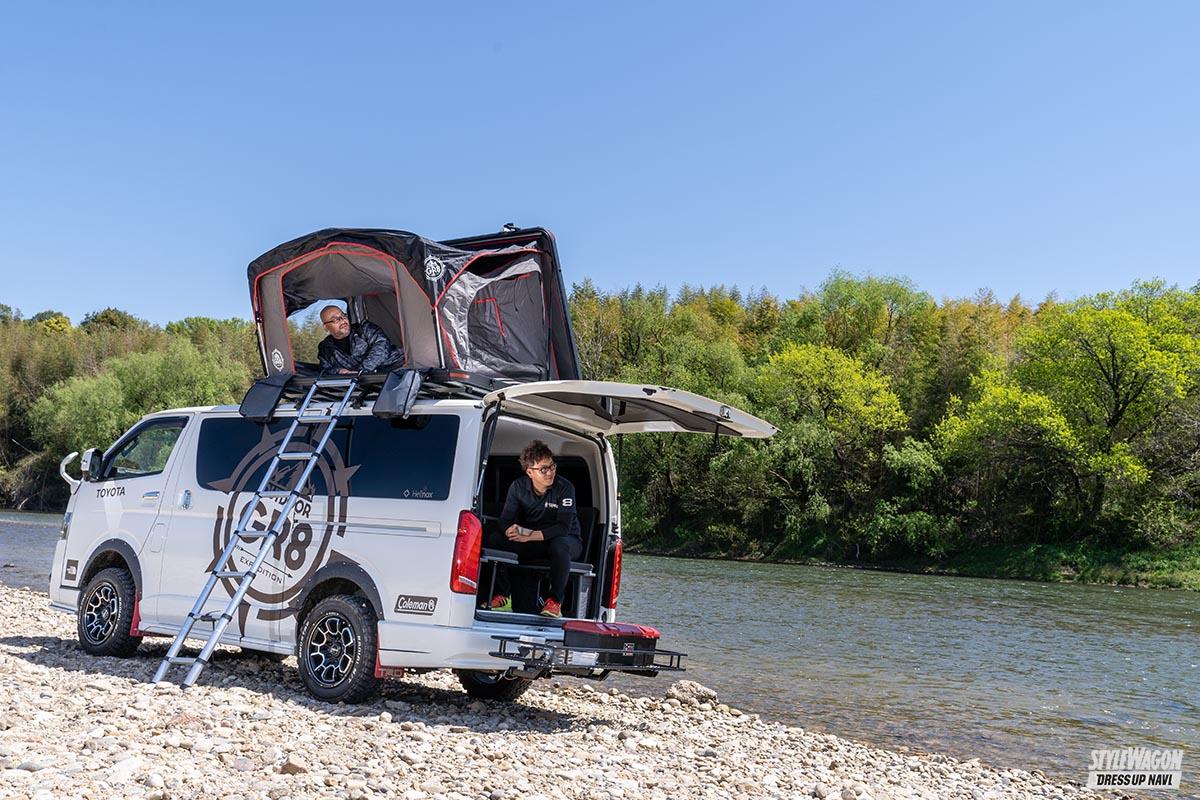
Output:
[80,307,144,331]
[30,339,250,457]
[28,309,65,324]
[1016,301,1200,520]
[34,313,71,334]
[936,375,1085,541]
[165,316,261,375]
[750,344,908,555]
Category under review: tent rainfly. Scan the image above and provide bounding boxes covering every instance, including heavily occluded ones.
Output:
[247,227,581,382]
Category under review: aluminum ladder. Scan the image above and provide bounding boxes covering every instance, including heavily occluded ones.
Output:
[152,376,359,688]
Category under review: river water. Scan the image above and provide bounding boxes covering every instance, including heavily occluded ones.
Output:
[2,510,1195,786]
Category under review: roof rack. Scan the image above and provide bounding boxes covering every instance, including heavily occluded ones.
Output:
[238,368,518,422]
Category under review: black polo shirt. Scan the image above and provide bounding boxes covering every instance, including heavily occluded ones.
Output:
[498,475,581,542]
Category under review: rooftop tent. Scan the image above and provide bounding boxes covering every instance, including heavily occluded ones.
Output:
[247,227,581,382]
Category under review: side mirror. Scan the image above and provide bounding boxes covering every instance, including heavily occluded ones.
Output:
[58,452,81,491]
[80,448,103,481]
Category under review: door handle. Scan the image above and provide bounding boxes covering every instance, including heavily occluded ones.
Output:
[179,489,192,509]
[142,491,160,500]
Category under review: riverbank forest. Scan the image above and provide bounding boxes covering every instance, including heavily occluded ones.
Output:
[3,275,1199,588]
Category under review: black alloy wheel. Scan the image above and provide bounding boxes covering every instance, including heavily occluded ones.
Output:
[76,566,142,657]
[297,595,379,703]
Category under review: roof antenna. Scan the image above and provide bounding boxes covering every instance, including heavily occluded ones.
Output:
[502,222,519,232]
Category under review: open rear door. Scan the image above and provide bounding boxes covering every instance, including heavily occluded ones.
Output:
[483,380,776,438]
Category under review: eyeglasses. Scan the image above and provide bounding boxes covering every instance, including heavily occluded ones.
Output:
[528,462,557,475]
[322,313,348,326]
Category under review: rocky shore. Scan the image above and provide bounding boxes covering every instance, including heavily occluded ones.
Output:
[0,586,1114,800]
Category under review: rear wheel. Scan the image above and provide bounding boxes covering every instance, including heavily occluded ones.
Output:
[76,567,142,657]
[297,595,379,703]
[455,669,532,702]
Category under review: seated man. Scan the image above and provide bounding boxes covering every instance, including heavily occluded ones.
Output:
[317,304,405,374]
[487,440,582,618]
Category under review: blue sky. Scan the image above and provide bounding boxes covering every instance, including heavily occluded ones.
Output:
[1,3,1197,325]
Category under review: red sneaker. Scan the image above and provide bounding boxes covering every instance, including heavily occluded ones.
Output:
[489,594,512,612]
[539,598,562,618]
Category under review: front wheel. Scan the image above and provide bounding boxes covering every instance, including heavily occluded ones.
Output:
[455,669,532,702]
[76,566,142,657]
[297,595,379,703]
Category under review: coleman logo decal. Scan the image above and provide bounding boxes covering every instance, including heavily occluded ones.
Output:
[208,425,358,631]
[394,595,438,615]
[423,256,445,281]
[271,348,285,372]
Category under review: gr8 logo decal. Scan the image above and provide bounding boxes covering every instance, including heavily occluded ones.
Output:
[208,425,358,628]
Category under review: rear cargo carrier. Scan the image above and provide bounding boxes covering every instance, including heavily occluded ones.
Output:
[490,620,684,678]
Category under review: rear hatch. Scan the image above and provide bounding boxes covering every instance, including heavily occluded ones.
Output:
[482,380,777,438]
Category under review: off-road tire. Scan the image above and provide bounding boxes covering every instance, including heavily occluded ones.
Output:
[76,566,142,657]
[455,669,533,702]
[297,595,379,703]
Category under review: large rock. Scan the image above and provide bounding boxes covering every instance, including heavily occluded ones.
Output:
[665,679,719,704]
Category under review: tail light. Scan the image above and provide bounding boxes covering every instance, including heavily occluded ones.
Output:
[449,510,483,594]
[604,538,623,609]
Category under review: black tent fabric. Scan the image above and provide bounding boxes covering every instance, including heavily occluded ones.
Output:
[247,227,581,382]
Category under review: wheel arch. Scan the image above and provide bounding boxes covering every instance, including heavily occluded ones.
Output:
[293,559,385,622]
[81,539,143,596]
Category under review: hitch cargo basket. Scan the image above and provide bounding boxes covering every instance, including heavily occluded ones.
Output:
[491,626,685,678]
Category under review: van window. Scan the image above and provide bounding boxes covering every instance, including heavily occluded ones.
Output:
[195,418,349,495]
[195,415,458,501]
[101,417,188,480]
[347,415,459,500]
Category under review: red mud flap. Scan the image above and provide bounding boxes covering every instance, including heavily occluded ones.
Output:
[490,621,685,679]
[374,643,406,680]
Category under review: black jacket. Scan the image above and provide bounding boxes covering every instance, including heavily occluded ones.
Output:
[498,475,581,542]
[317,320,404,374]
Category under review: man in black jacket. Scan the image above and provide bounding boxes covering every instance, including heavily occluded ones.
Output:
[487,440,582,618]
[317,305,404,374]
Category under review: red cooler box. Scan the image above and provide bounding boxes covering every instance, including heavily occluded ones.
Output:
[562,621,661,668]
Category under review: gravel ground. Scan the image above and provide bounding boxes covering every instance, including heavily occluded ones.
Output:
[0,586,1118,800]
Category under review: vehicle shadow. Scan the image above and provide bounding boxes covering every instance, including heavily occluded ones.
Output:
[0,634,598,732]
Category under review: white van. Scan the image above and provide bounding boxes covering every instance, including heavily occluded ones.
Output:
[50,378,773,703]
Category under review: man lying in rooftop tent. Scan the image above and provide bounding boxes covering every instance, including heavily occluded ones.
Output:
[317,303,405,375]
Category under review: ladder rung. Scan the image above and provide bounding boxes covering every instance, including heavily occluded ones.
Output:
[258,490,292,498]
[296,414,332,424]
[213,569,251,579]
[236,529,275,541]
[198,611,228,623]
[314,378,356,388]
[168,656,196,665]
[276,451,313,461]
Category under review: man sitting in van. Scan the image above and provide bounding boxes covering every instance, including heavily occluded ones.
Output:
[317,304,405,374]
[488,440,582,618]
